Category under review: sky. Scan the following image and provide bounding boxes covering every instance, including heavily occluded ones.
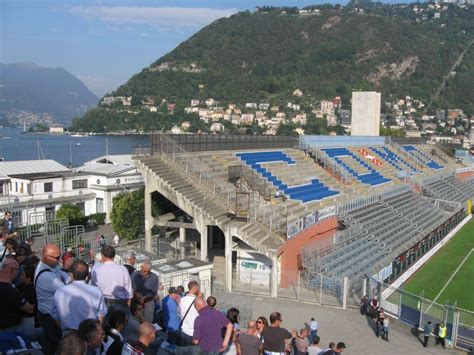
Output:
[0,0,330,97]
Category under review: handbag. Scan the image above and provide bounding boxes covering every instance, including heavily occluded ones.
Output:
[174,297,196,346]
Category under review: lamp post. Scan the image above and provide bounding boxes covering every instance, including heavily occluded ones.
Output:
[115,181,133,196]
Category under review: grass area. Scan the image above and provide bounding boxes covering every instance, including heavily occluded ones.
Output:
[402,217,474,310]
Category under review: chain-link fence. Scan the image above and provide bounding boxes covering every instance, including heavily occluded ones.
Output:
[232,267,272,297]
[230,267,365,310]
[373,278,473,352]
[136,235,199,261]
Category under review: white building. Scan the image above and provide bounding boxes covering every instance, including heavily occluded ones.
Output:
[351,91,381,136]
[320,100,334,115]
[171,125,183,134]
[0,155,144,225]
[210,122,225,133]
[49,127,64,134]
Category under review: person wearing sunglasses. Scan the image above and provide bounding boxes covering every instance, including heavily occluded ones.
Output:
[256,316,268,342]
[35,243,71,354]
[261,312,291,355]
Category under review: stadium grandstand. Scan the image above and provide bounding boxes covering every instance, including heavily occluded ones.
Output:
[131,133,473,300]
[2,132,472,351]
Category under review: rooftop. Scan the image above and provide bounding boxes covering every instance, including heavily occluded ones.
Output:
[75,163,138,177]
[0,160,69,176]
[84,154,134,166]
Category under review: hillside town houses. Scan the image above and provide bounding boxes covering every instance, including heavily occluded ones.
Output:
[99,87,473,148]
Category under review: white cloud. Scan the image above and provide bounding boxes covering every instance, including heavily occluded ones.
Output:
[69,6,237,30]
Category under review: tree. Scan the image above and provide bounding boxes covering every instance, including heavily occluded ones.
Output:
[111,188,145,240]
[56,204,83,223]
[111,188,174,240]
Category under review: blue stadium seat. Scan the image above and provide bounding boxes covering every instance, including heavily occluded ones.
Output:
[402,145,443,170]
[369,146,420,174]
[236,151,339,203]
[322,148,391,186]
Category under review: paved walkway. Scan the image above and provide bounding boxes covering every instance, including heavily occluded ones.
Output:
[213,291,464,355]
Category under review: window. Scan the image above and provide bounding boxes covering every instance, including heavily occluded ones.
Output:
[75,202,85,214]
[45,206,56,218]
[96,198,104,213]
[44,182,53,192]
[12,210,22,226]
[72,179,88,189]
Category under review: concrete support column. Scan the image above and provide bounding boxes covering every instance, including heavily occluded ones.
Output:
[104,191,112,224]
[271,255,278,298]
[342,277,349,310]
[144,176,153,253]
[224,230,232,293]
[179,227,186,257]
[208,226,214,250]
[198,222,208,262]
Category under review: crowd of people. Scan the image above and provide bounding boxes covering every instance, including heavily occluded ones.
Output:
[359,296,390,342]
[360,295,448,349]
[1,208,347,355]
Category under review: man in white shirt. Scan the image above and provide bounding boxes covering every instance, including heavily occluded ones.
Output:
[52,260,107,331]
[309,317,319,341]
[91,245,132,309]
[179,280,200,345]
[35,243,71,354]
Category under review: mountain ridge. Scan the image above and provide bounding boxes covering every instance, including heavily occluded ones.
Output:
[0,62,99,126]
[72,3,474,132]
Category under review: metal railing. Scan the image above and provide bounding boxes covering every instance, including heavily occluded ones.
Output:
[337,184,411,215]
[373,278,473,353]
[229,266,363,310]
[390,141,426,169]
[143,132,287,246]
[306,146,352,184]
[149,131,235,214]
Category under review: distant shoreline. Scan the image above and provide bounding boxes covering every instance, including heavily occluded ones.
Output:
[1,129,152,137]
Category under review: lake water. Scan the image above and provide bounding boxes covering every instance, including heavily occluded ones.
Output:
[0,127,149,167]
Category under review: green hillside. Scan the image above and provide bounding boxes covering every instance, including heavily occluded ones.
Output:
[72,3,474,132]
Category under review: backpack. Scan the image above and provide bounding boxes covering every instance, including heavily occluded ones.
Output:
[0,332,28,352]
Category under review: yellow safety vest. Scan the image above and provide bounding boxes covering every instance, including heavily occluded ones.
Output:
[439,326,447,338]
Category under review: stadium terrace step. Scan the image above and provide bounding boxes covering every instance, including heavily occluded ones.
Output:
[237,150,340,203]
[371,146,419,174]
[139,157,283,257]
[402,145,444,170]
[322,147,391,186]
[424,176,474,203]
[317,190,454,280]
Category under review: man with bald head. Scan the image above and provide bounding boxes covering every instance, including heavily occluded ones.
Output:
[236,320,263,355]
[35,243,70,354]
[131,259,159,322]
[193,296,233,354]
[122,322,156,355]
[0,257,44,343]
